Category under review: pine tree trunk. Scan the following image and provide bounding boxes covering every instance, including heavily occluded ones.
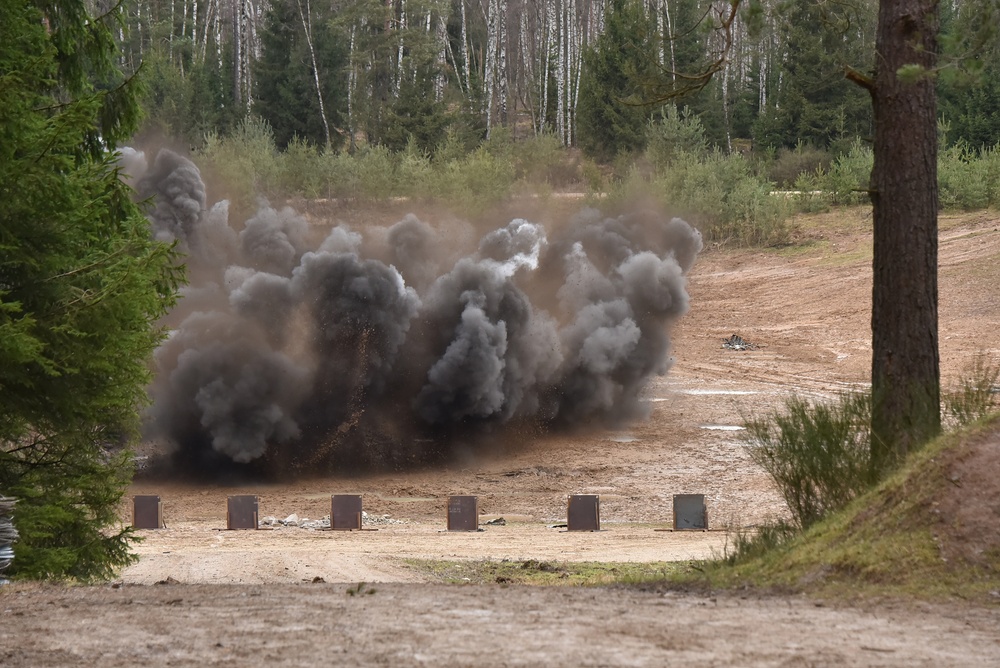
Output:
[869,0,941,466]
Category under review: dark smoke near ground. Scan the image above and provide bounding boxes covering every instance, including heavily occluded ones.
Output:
[130,149,702,479]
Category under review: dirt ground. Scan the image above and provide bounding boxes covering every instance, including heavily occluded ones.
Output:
[2,206,999,666]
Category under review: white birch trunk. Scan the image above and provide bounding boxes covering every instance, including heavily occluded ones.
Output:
[460,0,472,95]
[435,15,448,100]
[497,0,507,126]
[556,0,566,144]
[296,0,331,146]
[348,25,356,138]
[484,0,499,133]
[234,0,243,108]
[170,0,176,60]
[539,0,556,134]
[396,0,406,94]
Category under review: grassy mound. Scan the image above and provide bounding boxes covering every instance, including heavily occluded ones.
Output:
[692,416,1000,601]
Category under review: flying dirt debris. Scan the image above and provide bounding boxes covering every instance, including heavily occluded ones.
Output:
[126,149,702,479]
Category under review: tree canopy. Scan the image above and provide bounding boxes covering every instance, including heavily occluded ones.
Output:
[0,0,181,579]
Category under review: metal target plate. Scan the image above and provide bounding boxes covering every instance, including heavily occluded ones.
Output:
[447,496,479,531]
[227,495,259,530]
[132,495,162,529]
[567,494,600,532]
[673,494,708,530]
[331,495,363,531]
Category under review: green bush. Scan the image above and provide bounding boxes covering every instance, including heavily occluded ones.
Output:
[652,149,793,246]
[511,132,576,187]
[767,141,833,189]
[939,142,993,210]
[943,354,1000,427]
[198,116,282,204]
[396,139,435,200]
[744,392,876,529]
[278,137,326,198]
[719,519,799,566]
[791,169,831,213]
[646,106,710,170]
[819,140,873,205]
[353,145,398,199]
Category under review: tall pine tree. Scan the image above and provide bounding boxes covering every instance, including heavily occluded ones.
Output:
[0,0,181,579]
[576,0,661,160]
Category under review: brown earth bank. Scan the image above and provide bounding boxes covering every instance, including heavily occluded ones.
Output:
[2,206,998,666]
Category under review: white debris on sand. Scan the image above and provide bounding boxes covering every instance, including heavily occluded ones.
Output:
[258,511,407,530]
[0,496,16,578]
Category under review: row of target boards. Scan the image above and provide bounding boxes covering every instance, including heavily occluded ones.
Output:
[131,493,710,533]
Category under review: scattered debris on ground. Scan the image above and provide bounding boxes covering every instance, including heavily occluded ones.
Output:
[0,496,16,581]
[723,334,758,351]
[258,511,408,530]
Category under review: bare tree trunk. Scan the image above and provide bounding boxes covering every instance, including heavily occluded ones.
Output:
[497,0,508,126]
[435,14,448,100]
[170,0,176,60]
[663,0,675,79]
[296,0,332,147]
[234,0,243,108]
[539,0,555,133]
[484,0,499,133]
[556,0,566,143]
[868,0,941,465]
[396,0,406,94]
[348,25,356,147]
[460,0,472,94]
[722,58,731,152]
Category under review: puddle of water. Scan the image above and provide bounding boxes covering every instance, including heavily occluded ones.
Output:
[699,425,746,431]
[608,435,639,443]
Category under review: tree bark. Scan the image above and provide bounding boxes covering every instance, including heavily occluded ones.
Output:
[869,0,941,467]
[296,0,332,147]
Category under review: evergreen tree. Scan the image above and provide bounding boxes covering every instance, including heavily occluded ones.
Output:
[753,0,874,150]
[0,0,181,579]
[255,0,349,149]
[576,0,661,160]
[938,0,1000,149]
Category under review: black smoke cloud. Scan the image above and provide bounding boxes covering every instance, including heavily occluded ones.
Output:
[134,149,702,478]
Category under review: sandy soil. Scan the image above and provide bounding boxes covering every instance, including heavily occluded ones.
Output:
[2,206,999,666]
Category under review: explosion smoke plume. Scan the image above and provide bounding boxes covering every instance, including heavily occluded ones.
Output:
[135,149,702,477]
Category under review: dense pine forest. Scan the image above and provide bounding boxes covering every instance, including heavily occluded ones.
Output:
[130,0,1000,156]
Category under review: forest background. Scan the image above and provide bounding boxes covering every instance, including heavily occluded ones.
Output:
[129,0,1000,231]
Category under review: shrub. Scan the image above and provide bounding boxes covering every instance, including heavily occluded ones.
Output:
[511,132,576,187]
[652,149,793,246]
[943,354,1000,427]
[744,392,875,529]
[353,145,397,200]
[278,137,326,198]
[767,141,833,189]
[719,519,799,566]
[646,106,710,170]
[823,141,873,205]
[198,116,282,204]
[939,142,993,210]
[396,139,435,200]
